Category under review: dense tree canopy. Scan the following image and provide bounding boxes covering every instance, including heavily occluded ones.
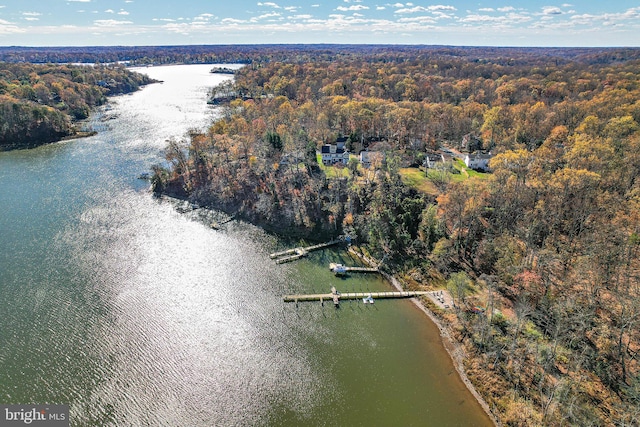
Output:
[157,46,640,426]
[0,62,155,149]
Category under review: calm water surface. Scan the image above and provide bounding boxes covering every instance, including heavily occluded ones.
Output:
[0,64,492,426]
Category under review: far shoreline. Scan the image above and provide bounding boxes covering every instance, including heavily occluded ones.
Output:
[0,131,95,152]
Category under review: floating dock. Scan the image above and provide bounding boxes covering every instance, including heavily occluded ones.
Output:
[329,263,379,275]
[283,288,430,305]
[270,239,341,264]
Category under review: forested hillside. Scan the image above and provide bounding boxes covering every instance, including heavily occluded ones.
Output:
[156,47,640,426]
[0,63,155,150]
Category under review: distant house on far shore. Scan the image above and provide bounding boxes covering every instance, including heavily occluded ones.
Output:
[464,153,493,171]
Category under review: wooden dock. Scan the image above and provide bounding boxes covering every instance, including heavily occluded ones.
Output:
[283,288,430,305]
[210,215,235,229]
[329,263,379,275]
[270,239,341,264]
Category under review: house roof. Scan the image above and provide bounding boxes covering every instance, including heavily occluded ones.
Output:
[467,153,493,160]
[322,144,348,155]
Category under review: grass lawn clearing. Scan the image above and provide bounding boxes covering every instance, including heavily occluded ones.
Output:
[399,168,439,195]
[453,159,490,180]
[316,153,350,178]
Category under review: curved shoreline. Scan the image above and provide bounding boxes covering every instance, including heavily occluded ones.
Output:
[385,273,498,426]
[160,192,499,424]
[349,247,498,426]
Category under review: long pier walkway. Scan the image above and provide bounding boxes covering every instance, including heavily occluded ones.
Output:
[283,287,430,306]
[270,239,342,264]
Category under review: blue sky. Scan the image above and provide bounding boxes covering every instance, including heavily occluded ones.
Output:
[1,1,639,46]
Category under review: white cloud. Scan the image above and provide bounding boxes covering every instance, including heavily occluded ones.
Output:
[257,2,281,8]
[193,13,214,23]
[250,12,281,22]
[336,5,369,11]
[397,15,436,23]
[460,14,502,23]
[22,12,42,21]
[460,12,531,26]
[479,8,494,12]
[67,0,91,2]
[377,6,386,10]
[93,19,133,26]
[428,5,456,11]
[570,7,640,26]
[220,18,246,24]
[542,6,563,15]
[395,6,428,14]
[395,5,456,14]
[0,18,25,34]
[497,7,516,12]
[118,10,130,15]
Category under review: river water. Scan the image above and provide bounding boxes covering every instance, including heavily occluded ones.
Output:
[0,64,492,426]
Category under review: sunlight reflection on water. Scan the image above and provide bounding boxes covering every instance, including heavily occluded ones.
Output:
[0,64,492,427]
[63,191,322,425]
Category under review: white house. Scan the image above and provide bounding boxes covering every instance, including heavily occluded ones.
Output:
[464,153,493,171]
[359,150,385,168]
[424,153,445,168]
[321,144,350,165]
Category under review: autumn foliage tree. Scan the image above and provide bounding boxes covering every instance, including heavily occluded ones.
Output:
[0,62,155,149]
[161,46,640,426]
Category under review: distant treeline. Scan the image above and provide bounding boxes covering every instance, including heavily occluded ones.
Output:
[0,62,156,150]
[1,44,640,66]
